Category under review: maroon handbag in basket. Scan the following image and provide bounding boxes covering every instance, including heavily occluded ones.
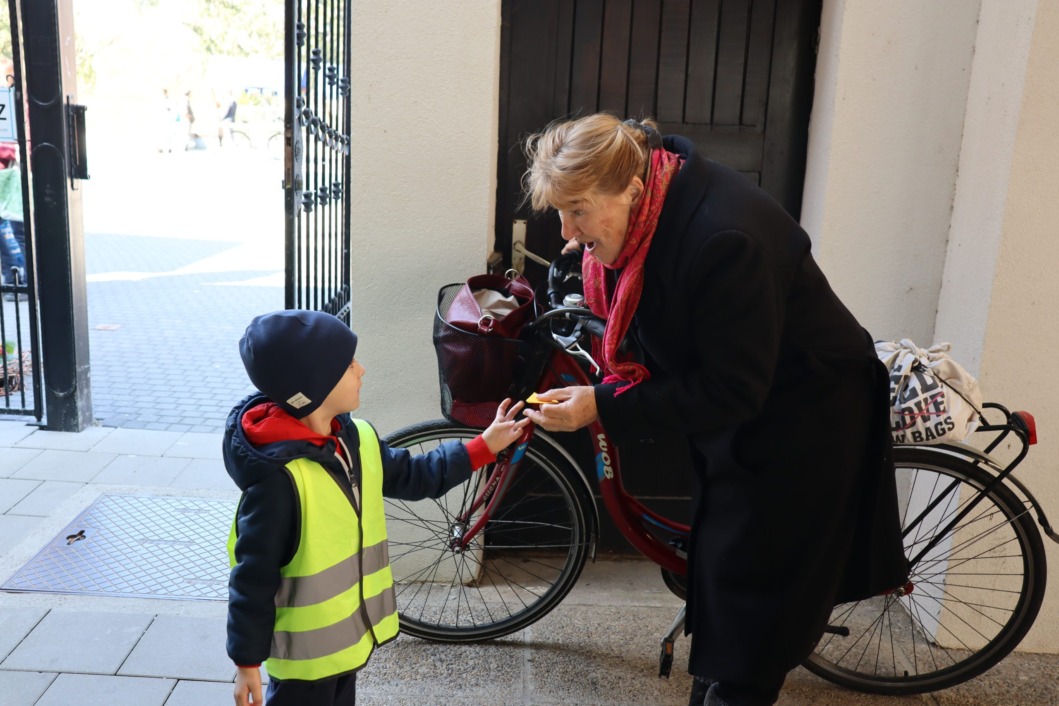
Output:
[445,273,535,338]
[434,274,535,426]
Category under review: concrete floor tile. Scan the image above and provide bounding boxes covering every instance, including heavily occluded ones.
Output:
[778,668,928,705]
[0,514,46,558]
[0,608,47,661]
[0,423,35,447]
[13,427,114,452]
[91,455,191,487]
[35,673,175,706]
[90,429,184,456]
[359,633,526,703]
[565,558,686,609]
[0,478,40,513]
[521,604,693,706]
[0,448,41,478]
[169,459,232,490]
[121,420,151,430]
[6,481,84,516]
[120,615,233,682]
[928,651,1059,705]
[1,610,153,673]
[0,670,57,706]
[9,450,117,483]
[360,692,523,706]
[165,432,223,459]
[164,679,237,706]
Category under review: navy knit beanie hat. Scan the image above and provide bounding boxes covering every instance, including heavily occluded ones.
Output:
[239,310,358,418]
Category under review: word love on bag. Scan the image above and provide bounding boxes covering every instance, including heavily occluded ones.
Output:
[876,339,983,445]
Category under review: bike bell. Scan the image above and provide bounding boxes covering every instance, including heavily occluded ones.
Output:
[563,293,586,308]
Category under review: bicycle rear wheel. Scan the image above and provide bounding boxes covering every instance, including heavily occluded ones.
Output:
[384,420,594,642]
[804,446,1047,695]
[228,129,252,150]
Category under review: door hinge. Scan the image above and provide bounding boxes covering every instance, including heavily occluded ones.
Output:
[66,98,89,184]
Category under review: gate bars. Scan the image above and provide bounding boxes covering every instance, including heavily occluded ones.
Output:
[1,0,42,421]
[284,0,352,324]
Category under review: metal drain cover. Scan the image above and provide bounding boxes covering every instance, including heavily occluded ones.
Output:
[1,494,235,601]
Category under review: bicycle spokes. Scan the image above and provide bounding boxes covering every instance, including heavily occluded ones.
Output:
[807,449,1046,695]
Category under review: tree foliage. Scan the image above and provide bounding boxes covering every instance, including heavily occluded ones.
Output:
[182,0,284,60]
[71,0,282,95]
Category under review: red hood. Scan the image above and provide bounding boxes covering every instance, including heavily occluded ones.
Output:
[241,401,339,447]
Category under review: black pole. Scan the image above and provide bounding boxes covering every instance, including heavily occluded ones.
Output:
[19,0,92,431]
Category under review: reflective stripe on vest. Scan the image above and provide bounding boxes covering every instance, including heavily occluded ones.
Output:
[227,419,399,681]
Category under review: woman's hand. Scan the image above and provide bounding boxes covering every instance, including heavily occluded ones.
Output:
[234,665,262,705]
[482,399,530,455]
[522,386,599,432]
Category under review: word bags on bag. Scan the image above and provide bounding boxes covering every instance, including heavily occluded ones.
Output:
[875,339,984,445]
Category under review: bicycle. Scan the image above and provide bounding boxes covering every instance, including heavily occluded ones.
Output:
[228,126,283,158]
[383,255,1058,695]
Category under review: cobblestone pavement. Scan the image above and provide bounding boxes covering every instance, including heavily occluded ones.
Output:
[82,147,284,433]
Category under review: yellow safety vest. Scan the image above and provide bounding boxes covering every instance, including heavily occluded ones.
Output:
[228,419,399,681]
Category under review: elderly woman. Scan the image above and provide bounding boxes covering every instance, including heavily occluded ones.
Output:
[521,113,908,706]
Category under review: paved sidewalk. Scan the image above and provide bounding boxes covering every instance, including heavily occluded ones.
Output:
[81,148,285,434]
[1,422,1058,705]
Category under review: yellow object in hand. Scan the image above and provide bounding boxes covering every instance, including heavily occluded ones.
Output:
[526,392,559,405]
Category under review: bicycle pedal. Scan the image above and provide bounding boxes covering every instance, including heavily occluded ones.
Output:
[658,637,675,678]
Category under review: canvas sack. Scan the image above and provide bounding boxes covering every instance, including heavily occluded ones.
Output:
[875,339,983,445]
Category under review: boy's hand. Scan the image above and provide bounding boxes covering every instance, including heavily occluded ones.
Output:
[234,665,263,705]
[482,398,529,455]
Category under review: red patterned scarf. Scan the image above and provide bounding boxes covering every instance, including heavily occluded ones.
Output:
[583,148,683,393]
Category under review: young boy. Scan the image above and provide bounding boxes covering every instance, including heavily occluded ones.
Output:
[225,309,527,706]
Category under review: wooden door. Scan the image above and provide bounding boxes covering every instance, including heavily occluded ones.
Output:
[496,0,823,551]
[497,0,822,281]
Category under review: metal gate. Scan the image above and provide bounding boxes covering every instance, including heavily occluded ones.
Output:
[283,0,352,323]
[1,0,42,421]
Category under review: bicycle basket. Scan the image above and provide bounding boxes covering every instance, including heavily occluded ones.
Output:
[433,283,529,428]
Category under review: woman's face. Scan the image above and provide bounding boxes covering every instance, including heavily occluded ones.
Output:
[555,177,643,266]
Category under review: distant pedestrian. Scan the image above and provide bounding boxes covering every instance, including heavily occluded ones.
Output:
[0,155,26,301]
[158,88,183,153]
[218,92,237,147]
[225,309,528,706]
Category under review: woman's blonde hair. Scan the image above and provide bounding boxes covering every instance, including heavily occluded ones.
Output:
[522,113,657,212]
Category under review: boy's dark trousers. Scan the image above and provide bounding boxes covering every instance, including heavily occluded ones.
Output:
[265,672,356,706]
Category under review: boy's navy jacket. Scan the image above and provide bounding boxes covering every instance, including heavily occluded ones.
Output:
[223,392,475,668]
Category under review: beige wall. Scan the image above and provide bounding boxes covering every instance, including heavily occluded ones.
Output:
[803,0,979,345]
[348,1,501,433]
[971,0,1059,651]
[807,0,1058,651]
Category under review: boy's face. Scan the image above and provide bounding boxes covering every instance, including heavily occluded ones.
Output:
[329,358,365,412]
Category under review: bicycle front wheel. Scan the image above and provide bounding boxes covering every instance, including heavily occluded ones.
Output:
[384,420,594,642]
[804,446,1047,695]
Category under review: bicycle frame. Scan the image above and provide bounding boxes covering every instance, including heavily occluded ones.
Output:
[449,342,690,575]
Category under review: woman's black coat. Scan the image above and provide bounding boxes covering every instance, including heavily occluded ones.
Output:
[594,136,909,684]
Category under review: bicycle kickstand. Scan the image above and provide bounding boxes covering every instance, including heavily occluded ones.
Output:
[659,603,686,678]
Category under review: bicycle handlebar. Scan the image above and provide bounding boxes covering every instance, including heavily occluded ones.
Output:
[530,306,606,335]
